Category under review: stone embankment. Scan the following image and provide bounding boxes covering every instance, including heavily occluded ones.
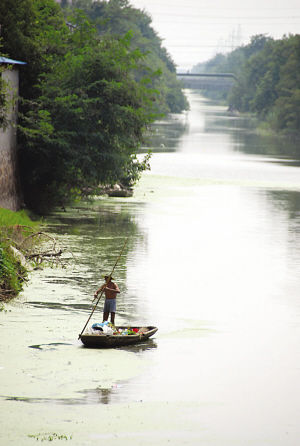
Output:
[0,63,22,211]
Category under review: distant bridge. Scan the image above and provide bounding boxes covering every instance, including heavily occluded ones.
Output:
[176,72,238,90]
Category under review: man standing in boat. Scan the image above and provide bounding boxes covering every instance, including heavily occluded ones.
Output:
[94,275,120,325]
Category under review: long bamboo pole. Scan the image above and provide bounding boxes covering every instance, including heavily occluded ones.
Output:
[78,237,128,339]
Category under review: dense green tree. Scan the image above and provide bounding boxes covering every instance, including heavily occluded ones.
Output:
[0,0,183,212]
[67,0,188,113]
[228,35,300,135]
[271,35,300,132]
[192,35,271,78]
[192,34,300,136]
[0,0,69,100]
[0,0,188,213]
[18,26,159,212]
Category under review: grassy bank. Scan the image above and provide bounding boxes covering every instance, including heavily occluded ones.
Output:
[0,208,39,302]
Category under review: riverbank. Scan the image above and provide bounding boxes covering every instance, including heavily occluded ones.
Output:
[201,91,300,144]
[239,112,300,142]
[0,208,38,302]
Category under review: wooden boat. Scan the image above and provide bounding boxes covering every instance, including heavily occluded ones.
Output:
[80,326,158,348]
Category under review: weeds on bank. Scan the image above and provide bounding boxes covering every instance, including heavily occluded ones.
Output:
[0,236,29,301]
[0,208,38,226]
[0,209,37,300]
[28,432,72,441]
[0,301,9,312]
[0,208,68,301]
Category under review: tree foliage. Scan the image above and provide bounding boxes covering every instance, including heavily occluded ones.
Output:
[192,34,300,136]
[65,0,188,114]
[229,34,300,135]
[19,31,159,211]
[0,0,187,213]
[0,0,69,99]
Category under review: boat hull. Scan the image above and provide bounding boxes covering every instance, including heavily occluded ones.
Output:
[80,326,158,348]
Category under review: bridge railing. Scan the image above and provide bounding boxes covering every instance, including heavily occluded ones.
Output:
[176,72,238,81]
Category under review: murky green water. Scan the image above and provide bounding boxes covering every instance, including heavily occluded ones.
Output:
[1,91,300,445]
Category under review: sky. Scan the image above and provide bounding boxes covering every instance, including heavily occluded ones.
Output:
[129,0,300,71]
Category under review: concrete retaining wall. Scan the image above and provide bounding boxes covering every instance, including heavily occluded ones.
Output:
[0,68,21,211]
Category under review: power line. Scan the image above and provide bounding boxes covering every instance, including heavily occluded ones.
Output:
[153,14,300,19]
[152,16,300,22]
[168,45,242,48]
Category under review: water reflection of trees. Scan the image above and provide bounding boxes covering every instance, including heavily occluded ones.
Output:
[234,131,300,160]
[45,201,148,320]
[265,190,300,221]
[206,112,300,159]
[140,114,188,153]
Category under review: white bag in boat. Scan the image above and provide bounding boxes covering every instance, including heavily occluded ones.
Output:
[102,325,114,335]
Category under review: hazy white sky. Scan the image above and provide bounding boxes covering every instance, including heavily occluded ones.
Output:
[129,0,300,70]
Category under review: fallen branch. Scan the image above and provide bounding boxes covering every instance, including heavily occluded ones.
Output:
[26,249,63,260]
[15,230,72,268]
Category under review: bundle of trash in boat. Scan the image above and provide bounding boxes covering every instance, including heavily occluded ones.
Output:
[89,321,148,336]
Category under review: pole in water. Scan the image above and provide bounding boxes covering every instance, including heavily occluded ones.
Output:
[78,237,128,339]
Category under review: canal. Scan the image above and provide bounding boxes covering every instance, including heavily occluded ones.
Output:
[1,90,300,445]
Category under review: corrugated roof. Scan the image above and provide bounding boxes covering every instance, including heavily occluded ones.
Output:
[0,56,26,65]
